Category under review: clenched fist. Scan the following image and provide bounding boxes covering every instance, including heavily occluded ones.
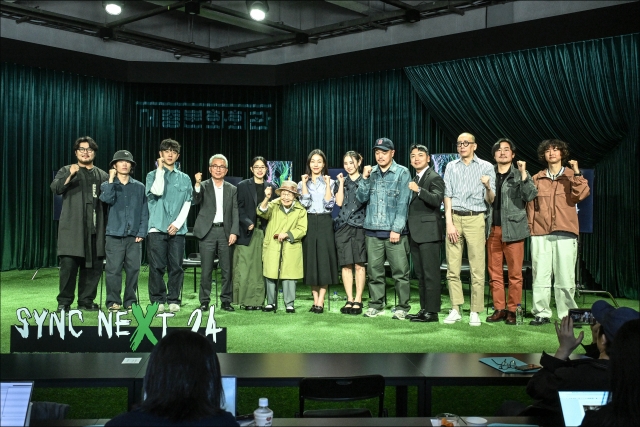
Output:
[323,175,331,185]
[157,157,164,170]
[567,160,579,174]
[409,181,420,193]
[336,173,344,184]
[109,168,117,182]
[480,175,491,189]
[194,172,202,184]
[301,174,309,184]
[264,186,273,199]
[362,165,372,179]
[69,164,80,176]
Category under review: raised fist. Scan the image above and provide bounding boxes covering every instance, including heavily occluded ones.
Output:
[480,175,491,188]
[336,173,344,184]
[516,160,526,173]
[408,181,420,193]
[109,169,117,181]
[264,186,273,199]
[157,157,164,170]
[323,175,331,185]
[362,165,372,178]
[195,172,202,184]
[567,160,579,173]
[301,174,309,184]
[69,164,80,176]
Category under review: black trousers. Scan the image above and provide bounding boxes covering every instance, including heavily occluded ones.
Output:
[147,233,185,305]
[409,236,442,313]
[105,236,142,308]
[57,235,102,306]
[199,226,233,305]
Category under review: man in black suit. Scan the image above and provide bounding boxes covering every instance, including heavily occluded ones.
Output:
[406,144,445,323]
[192,154,239,312]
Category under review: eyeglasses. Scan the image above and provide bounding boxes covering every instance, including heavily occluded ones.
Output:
[456,141,474,147]
[252,166,266,170]
[76,148,94,153]
[492,358,517,370]
[209,165,227,170]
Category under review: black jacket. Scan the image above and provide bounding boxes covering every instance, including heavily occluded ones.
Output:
[236,178,277,246]
[407,167,445,243]
[192,179,239,240]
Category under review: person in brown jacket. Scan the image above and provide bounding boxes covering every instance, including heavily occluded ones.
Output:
[526,139,590,325]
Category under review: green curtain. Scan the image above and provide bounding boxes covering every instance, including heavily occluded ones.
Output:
[280,69,450,170]
[1,63,124,270]
[1,63,280,270]
[404,34,639,298]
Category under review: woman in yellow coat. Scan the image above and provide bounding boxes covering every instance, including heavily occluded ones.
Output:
[257,180,307,313]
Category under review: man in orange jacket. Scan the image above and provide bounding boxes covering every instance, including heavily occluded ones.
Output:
[527,139,590,325]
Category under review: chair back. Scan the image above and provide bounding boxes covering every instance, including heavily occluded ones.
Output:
[298,375,385,418]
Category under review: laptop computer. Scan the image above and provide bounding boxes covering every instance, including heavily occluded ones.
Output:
[1,382,34,427]
[221,376,237,416]
[558,390,610,427]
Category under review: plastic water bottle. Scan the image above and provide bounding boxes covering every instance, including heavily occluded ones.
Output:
[331,291,341,312]
[277,289,284,308]
[516,304,524,326]
[254,397,273,426]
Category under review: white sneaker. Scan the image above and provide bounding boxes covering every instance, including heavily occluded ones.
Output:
[169,303,181,313]
[443,309,462,324]
[469,311,481,326]
[363,308,385,318]
[392,310,407,320]
[157,304,165,313]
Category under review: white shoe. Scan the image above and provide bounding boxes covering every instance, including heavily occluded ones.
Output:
[363,308,385,318]
[169,303,180,313]
[392,310,407,320]
[443,309,462,324]
[469,311,481,326]
[157,303,165,313]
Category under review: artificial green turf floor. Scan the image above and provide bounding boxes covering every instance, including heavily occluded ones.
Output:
[2,268,638,418]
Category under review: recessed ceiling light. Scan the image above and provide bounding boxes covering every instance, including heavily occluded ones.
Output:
[103,1,123,16]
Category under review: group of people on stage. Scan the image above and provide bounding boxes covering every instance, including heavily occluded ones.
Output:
[52,132,589,326]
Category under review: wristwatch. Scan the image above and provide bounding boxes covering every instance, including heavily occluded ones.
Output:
[574,170,582,177]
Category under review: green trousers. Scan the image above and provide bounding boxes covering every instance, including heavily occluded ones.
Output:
[365,235,411,311]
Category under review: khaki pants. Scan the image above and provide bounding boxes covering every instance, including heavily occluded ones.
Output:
[445,214,486,313]
[531,234,578,319]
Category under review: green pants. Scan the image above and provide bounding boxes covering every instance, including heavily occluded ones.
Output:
[365,235,411,311]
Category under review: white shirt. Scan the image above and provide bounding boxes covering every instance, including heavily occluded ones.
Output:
[213,180,224,223]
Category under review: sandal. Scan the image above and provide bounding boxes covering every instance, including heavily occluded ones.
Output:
[350,301,363,315]
[108,303,121,312]
[340,301,354,314]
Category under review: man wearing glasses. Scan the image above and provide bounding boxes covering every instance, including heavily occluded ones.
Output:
[193,154,239,312]
[146,139,192,314]
[51,137,109,312]
[443,133,495,326]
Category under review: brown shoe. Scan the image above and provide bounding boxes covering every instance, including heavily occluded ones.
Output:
[486,309,507,322]
[505,311,517,325]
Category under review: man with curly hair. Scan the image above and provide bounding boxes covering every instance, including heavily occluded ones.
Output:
[526,139,590,325]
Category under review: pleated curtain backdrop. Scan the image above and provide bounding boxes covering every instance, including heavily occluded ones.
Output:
[404,33,639,298]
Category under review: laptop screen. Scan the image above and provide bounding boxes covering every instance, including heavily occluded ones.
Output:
[1,382,34,427]
[221,376,237,416]
[559,390,610,427]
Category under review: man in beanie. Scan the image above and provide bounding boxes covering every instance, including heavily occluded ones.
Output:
[100,150,148,313]
[518,300,640,423]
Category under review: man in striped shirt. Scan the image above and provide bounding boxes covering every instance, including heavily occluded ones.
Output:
[443,133,495,326]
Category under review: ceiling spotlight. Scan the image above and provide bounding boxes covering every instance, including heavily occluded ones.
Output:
[103,1,123,16]
[247,0,268,21]
[404,9,421,23]
[185,1,200,15]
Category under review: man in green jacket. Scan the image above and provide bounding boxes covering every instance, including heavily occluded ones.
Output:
[486,138,537,324]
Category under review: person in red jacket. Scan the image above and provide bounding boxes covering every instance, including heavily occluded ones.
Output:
[526,139,590,325]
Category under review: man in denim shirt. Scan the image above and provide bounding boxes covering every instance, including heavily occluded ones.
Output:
[146,139,192,314]
[356,138,412,319]
[100,150,148,313]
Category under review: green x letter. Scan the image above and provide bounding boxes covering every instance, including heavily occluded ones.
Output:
[130,303,159,351]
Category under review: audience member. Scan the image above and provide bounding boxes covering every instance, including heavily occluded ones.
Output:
[107,330,238,426]
[581,318,640,426]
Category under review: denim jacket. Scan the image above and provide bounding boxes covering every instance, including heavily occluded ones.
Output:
[100,177,149,238]
[356,160,411,233]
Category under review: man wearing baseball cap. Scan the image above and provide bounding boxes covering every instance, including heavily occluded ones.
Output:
[100,150,148,313]
[520,300,639,423]
[356,137,412,319]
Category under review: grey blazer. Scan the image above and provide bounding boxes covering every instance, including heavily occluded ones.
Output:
[192,179,239,240]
